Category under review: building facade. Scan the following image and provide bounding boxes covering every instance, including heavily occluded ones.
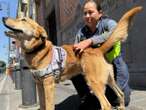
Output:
[37,0,146,89]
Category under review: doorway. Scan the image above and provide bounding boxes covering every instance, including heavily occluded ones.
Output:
[47,9,57,45]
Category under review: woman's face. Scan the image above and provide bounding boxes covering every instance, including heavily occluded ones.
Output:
[83,2,102,29]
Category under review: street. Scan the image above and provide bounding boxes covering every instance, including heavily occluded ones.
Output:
[0,74,146,110]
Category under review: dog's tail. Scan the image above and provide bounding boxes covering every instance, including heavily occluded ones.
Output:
[99,6,142,54]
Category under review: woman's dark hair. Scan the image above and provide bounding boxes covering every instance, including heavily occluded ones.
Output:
[83,0,102,11]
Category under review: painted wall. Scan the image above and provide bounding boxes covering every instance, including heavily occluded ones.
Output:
[56,0,83,44]
[103,0,146,89]
[45,0,146,89]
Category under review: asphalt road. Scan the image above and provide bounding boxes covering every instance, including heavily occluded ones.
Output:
[0,74,146,110]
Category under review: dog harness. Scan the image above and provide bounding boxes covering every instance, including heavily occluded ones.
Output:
[31,46,67,81]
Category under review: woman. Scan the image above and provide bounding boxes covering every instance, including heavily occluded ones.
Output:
[71,0,131,109]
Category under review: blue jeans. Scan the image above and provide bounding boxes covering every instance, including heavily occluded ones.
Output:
[112,55,131,106]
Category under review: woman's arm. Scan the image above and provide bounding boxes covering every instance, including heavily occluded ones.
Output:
[90,19,117,45]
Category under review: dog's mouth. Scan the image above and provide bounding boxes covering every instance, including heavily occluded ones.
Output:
[4,24,26,40]
[3,17,23,37]
[5,29,23,36]
[4,23,23,34]
[4,29,23,40]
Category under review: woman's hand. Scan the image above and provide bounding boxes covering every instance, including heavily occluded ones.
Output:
[73,39,92,53]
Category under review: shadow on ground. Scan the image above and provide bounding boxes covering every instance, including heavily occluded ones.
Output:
[55,95,79,110]
[55,94,101,110]
[131,87,146,91]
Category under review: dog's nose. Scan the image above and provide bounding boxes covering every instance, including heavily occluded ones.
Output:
[2,17,8,23]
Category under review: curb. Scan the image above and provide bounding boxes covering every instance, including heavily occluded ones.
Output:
[17,104,40,110]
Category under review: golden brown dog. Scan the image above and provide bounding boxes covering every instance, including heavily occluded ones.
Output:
[3,6,142,110]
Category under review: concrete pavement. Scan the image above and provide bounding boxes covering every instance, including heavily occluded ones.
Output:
[127,90,146,110]
[0,74,21,110]
[0,74,146,110]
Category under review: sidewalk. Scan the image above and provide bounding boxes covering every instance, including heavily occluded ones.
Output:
[55,81,146,110]
[127,90,146,110]
[0,74,21,110]
[0,74,146,110]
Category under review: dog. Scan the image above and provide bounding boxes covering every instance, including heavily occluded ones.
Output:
[3,6,142,110]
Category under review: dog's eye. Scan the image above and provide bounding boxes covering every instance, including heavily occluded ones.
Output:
[21,19,26,21]
[35,37,39,40]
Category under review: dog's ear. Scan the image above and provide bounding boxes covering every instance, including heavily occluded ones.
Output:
[35,26,48,38]
[40,27,48,38]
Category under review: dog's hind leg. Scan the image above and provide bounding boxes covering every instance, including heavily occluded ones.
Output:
[81,56,112,110]
[84,75,112,110]
[36,76,55,110]
[108,72,125,110]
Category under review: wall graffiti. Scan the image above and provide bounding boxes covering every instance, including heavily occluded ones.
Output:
[61,21,84,44]
[100,0,140,12]
[56,0,146,86]
[100,0,120,12]
[59,0,79,28]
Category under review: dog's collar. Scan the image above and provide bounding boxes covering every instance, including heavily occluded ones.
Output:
[31,46,67,82]
[24,38,46,54]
